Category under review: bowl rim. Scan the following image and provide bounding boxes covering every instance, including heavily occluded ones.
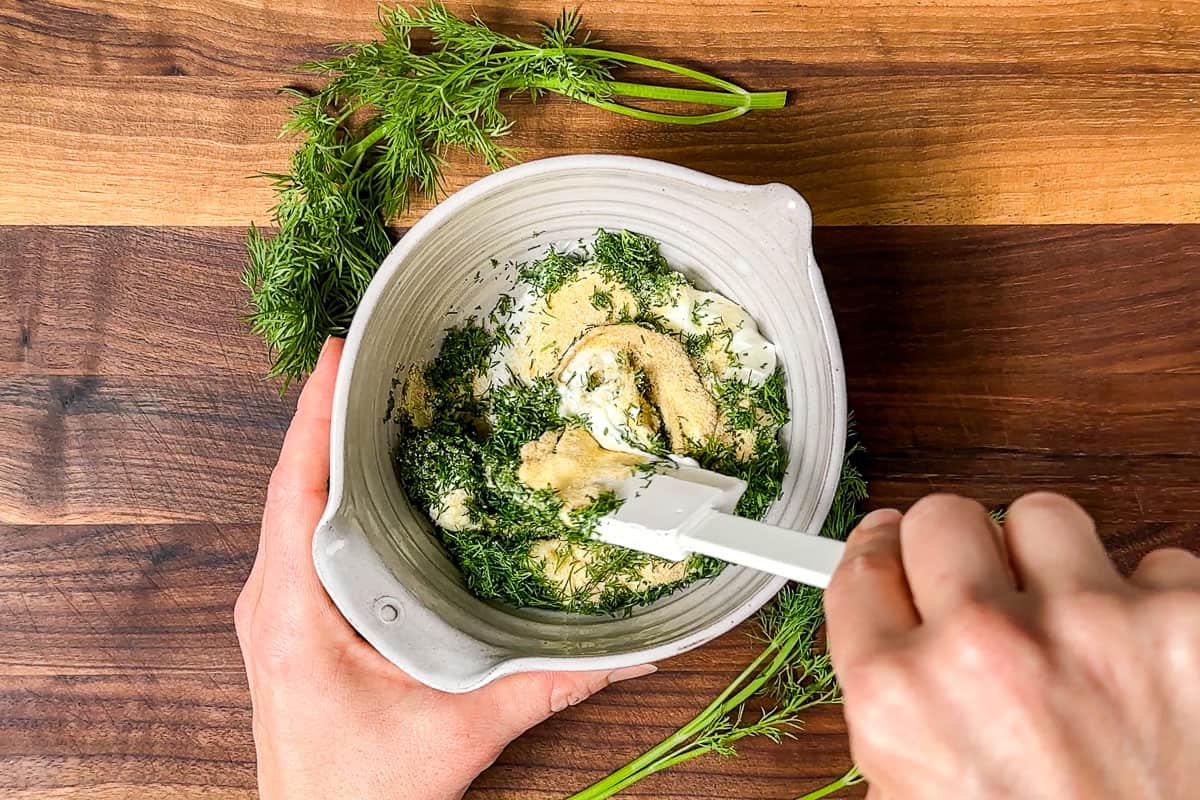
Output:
[315,154,847,691]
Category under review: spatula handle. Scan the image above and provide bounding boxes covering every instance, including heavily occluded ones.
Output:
[679,510,845,589]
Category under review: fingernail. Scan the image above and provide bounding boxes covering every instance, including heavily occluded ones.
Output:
[607,664,657,685]
[858,508,902,529]
[319,336,335,358]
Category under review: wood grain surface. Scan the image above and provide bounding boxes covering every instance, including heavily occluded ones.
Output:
[3,2,1199,799]
[4,1,1200,226]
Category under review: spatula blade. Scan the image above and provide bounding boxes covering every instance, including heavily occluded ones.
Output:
[594,468,747,561]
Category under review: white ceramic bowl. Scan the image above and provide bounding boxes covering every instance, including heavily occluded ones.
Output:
[313,155,846,693]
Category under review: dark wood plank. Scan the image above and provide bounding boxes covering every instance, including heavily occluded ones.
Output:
[0,224,290,525]
[0,672,257,798]
[0,520,827,798]
[1,226,268,377]
[0,523,252,671]
[819,224,1200,572]
[3,223,1198,798]
[5,225,1198,532]
[0,522,257,797]
[0,375,290,524]
[5,0,1200,77]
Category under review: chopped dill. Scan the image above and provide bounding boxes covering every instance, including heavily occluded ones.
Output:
[684,331,715,360]
[392,229,794,615]
[632,309,670,333]
[591,229,684,306]
[425,320,494,387]
[692,429,788,520]
[716,378,759,431]
[487,376,564,461]
[517,247,585,296]
[590,288,614,311]
[754,368,790,426]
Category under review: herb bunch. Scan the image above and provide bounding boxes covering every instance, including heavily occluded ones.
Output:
[244,2,786,386]
[565,434,868,800]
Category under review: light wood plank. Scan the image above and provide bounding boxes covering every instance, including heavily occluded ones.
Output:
[5,75,1199,227]
[4,0,1200,76]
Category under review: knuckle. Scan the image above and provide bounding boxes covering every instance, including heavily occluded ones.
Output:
[543,672,600,715]
[850,509,902,537]
[845,523,897,550]
[1009,491,1094,528]
[1010,490,1076,510]
[1137,547,1199,573]
[1137,592,1200,673]
[1047,591,1137,655]
[904,493,978,526]
[248,612,310,681]
[942,602,1043,676]
[840,655,918,748]
[1056,590,1128,627]
[233,590,255,635]
[1138,591,1200,635]
[534,672,565,715]
[832,546,903,588]
[838,652,912,704]
[251,638,302,682]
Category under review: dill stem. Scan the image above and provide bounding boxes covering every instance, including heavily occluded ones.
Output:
[561,699,719,799]
[553,90,752,124]
[562,46,748,95]
[598,694,833,797]
[564,635,798,800]
[338,45,787,176]
[585,748,702,797]
[341,124,390,175]
[702,632,786,709]
[605,80,788,110]
[490,44,787,121]
[794,765,864,800]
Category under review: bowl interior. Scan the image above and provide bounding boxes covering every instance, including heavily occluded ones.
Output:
[333,157,844,661]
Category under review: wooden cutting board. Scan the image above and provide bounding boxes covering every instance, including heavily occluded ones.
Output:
[2,2,1198,798]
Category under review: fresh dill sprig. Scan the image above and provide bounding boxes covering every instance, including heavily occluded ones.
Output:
[243,2,786,386]
[564,590,855,798]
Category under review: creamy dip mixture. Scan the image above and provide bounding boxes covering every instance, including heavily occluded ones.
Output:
[393,230,789,614]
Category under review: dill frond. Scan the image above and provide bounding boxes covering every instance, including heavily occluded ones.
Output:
[243,3,786,386]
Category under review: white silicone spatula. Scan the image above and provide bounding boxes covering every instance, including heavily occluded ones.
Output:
[594,465,845,589]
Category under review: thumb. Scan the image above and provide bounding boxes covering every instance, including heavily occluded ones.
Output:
[480,664,658,737]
